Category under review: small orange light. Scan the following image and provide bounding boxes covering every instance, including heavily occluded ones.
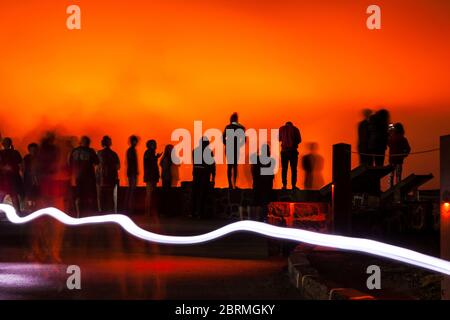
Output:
[444,202,450,211]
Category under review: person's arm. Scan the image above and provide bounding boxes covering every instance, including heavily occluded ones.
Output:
[17,151,23,175]
[92,149,99,165]
[296,127,302,145]
[210,151,216,185]
[115,152,121,171]
[404,138,411,155]
[222,127,228,145]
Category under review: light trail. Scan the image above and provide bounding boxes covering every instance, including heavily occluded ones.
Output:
[1,204,450,276]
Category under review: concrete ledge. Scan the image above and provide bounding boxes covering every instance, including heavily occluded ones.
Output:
[288,250,375,300]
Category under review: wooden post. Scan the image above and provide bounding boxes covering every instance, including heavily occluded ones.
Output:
[441,135,450,300]
[332,143,352,235]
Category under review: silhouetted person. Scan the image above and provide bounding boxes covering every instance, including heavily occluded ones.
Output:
[160,144,176,216]
[144,139,161,215]
[222,112,246,189]
[192,137,216,219]
[0,137,23,211]
[97,136,120,213]
[160,144,175,189]
[358,109,373,165]
[388,123,411,188]
[23,142,39,210]
[368,109,390,166]
[279,121,302,190]
[125,135,139,214]
[301,142,325,190]
[251,144,275,222]
[33,132,64,263]
[69,136,99,216]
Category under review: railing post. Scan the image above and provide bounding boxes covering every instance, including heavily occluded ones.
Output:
[332,143,352,235]
[441,135,450,300]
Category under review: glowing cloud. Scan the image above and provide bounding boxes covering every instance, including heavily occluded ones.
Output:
[1,203,450,276]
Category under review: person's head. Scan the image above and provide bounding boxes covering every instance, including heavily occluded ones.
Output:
[307,142,319,153]
[286,121,293,126]
[362,109,373,120]
[2,137,12,149]
[129,135,139,147]
[28,143,39,155]
[163,144,174,156]
[146,139,157,150]
[377,109,390,124]
[41,131,56,147]
[393,122,405,135]
[80,136,91,148]
[230,112,238,123]
[101,135,112,148]
[200,136,210,149]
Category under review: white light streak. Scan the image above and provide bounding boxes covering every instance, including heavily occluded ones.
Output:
[1,204,450,276]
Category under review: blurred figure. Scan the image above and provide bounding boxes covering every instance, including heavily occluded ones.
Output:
[69,136,99,216]
[388,123,411,188]
[143,139,161,216]
[160,144,175,188]
[31,132,65,263]
[251,144,275,222]
[301,142,325,190]
[97,135,120,213]
[279,121,302,190]
[23,142,40,211]
[222,112,246,189]
[357,109,373,165]
[125,135,139,214]
[0,137,23,211]
[191,137,216,219]
[368,109,390,166]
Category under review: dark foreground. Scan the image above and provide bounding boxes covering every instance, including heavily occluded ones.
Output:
[0,216,301,300]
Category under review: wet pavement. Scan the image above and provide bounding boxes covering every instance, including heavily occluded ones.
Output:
[0,216,302,300]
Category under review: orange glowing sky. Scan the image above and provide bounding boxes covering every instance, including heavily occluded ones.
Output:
[1,0,449,188]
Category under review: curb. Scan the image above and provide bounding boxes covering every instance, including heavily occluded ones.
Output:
[288,250,375,300]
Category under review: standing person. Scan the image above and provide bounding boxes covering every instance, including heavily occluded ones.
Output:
[222,112,246,189]
[0,137,23,211]
[301,142,325,190]
[388,123,411,187]
[125,135,139,214]
[251,144,275,222]
[368,109,390,166]
[357,109,373,165]
[160,144,175,216]
[23,143,40,211]
[279,121,302,190]
[160,144,174,189]
[97,136,120,213]
[69,136,99,216]
[143,139,161,215]
[191,137,216,219]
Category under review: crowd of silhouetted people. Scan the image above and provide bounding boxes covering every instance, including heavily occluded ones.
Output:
[0,109,410,221]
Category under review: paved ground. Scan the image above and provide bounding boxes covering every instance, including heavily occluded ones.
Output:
[0,216,302,300]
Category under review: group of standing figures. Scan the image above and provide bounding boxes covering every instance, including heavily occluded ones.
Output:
[0,109,409,220]
[357,108,411,187]
[0,112,310,221]
[0,133,176,217]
